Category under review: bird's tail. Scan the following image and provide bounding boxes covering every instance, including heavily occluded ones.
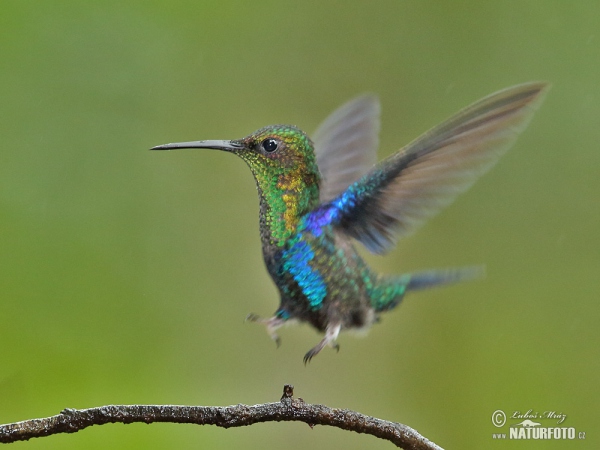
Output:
[370,266,484,312]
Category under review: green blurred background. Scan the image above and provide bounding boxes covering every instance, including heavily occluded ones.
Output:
[1,1,598,449]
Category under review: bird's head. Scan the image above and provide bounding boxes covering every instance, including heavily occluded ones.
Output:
[152,124,320,182]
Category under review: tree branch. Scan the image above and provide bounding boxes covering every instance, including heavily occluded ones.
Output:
[0,385,443,449]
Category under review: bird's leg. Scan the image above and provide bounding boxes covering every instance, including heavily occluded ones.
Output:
[246,313,287,348]
[303,322,341,364]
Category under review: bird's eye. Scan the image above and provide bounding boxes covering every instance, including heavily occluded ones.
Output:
[261,138,278,153]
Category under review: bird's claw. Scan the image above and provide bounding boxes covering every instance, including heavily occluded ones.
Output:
[303,323,342,364]
[246,313,286,347]
[245,313,261,322]
[303,349,317,365]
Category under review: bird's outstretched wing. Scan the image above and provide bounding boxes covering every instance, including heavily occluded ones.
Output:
[312,82,549,254]
[313,94,380,203]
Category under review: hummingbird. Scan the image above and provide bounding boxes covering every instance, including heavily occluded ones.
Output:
[152,82,548,363]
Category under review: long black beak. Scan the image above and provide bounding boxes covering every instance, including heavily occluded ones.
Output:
[150,140,243,151]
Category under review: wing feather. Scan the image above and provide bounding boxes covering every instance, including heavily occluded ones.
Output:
[326,82,550,254]
[313,95,380,203]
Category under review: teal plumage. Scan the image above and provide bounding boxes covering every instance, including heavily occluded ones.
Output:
[152,82,549,363]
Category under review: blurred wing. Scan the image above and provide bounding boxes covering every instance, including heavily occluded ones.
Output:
[313,94,380,203]
[327,82,550,254]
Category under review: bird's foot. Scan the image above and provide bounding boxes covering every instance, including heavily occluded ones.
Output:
[303,323,341,364]
[246,313,286,348]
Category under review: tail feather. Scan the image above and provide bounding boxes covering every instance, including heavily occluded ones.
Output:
[370,266,484,312]
[406,266,484,291]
